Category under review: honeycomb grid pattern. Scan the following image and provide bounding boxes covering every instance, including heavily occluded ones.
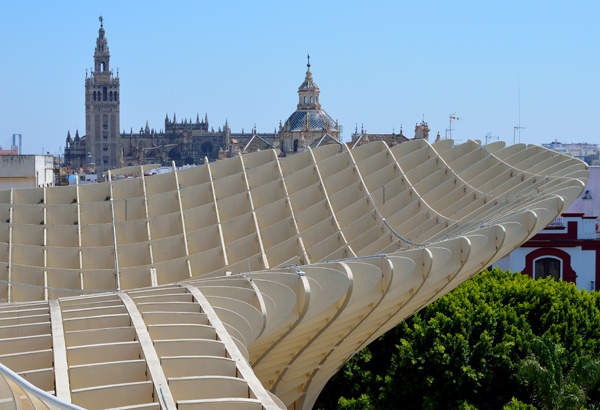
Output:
[0,139,588,410]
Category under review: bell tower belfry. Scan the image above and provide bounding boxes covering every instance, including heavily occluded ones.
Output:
[85,16,120,174]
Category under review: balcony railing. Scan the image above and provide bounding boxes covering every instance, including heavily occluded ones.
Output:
[0,362,85,410]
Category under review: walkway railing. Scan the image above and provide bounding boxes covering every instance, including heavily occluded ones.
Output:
[0,363,85,410]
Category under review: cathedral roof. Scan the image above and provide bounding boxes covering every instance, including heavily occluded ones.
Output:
[284,110,338,133]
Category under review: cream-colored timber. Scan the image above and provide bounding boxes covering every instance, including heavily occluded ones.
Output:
[7,191,13,302]
[172,162,193,278]
[250,268,312,372]
[49,299,71,402]
[107,171,120,290]
[205,157,230,269]
[271,263,354,401]
[139,171,157,287]
[43,204,48,301]
[296,256,394,409]
[271,149,310,266]
[0,140,590,410]
[305,147,355,261]
[75,181,85,295]
[239,155,270,271]
[116,292,176,410]
[180,283,282,410]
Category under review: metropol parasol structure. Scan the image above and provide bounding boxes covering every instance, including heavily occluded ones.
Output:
[0,139,588,410]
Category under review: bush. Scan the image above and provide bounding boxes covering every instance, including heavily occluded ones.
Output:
[315,268,600,410]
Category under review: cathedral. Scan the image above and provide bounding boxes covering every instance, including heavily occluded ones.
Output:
[64,20,343,174]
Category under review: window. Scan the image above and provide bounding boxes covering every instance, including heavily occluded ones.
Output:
[109,91,113,101]
[103,87,107,101]
[535,257,561,281]
[304,97,307,104]
[101,61,106,72]
[93,91,96,101]
[310,96,313,104]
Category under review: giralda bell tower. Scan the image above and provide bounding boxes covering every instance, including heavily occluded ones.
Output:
[85,16,120,174]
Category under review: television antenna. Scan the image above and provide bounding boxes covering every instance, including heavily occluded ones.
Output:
[513,85,525,144]
[485,132,499,145]
[513,126,526,144]
[445,114,461,140]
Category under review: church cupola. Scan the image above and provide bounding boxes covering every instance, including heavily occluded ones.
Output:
[279,56,340,154]
[297,55,321,110]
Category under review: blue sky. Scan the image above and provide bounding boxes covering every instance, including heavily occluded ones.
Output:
[1,0,598,155]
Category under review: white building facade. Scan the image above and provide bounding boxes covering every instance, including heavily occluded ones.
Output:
[0,155,54,189]
[495,213,599,292]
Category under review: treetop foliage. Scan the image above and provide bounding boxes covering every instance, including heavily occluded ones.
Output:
[315,268,600,410]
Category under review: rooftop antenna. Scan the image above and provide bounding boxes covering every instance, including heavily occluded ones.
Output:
[485,132,499,145]
[446,114,460,140]
[513,85,526,144]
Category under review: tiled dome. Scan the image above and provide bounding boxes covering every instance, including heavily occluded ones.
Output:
[283,109,338,132]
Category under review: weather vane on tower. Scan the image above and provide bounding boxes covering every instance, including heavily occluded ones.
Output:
[307,53,310,69]
[99,15,104,27]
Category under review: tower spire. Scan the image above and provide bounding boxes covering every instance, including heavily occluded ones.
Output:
[297,56,320,110]
[94,17,110,74]
[85,18,120,174]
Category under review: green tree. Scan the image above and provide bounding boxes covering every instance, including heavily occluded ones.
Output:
[315,269,600,410]
[504,397,538,409]
[519,335,600,410]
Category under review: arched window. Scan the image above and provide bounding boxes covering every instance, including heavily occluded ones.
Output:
[523,248,577,284]
[101,61,106,72]
[293,139,299,152]
[310,96,314,104]
[109,91,113,101]
[103,87,107,101]
[114,91,118,101]
[201,142,213,155]
[534,257,561,281]
[93,91,96,101]
[304,97,307,104]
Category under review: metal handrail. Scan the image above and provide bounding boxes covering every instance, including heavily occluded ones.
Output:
[0,362,86,410]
